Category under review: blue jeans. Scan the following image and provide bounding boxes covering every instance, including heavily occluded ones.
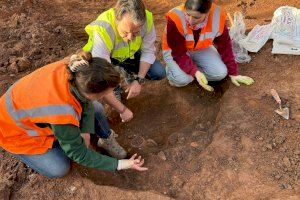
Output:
[13,102,111,178]
[13,142,70,178]
[146,60,167,80]
[165,46,228,87]
[93,101,111,139]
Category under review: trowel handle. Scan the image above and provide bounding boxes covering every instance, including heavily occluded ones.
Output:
[271,89,282,105]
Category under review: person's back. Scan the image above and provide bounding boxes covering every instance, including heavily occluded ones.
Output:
[0,60,80,154]
[0,53,148,178]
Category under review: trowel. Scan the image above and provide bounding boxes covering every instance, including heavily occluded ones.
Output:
[270,89,289,120]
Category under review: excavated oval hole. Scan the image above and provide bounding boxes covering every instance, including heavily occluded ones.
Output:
[76,79,229,198]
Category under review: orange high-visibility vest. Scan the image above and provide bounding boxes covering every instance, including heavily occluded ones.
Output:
[162,3,226,58]
[0,60,82,155]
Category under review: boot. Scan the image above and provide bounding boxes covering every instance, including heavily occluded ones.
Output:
[97,129,127,159]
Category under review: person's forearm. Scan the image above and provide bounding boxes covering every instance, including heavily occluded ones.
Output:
[103,91,126,113]
[52,124,118,172]
[138,61,151,78]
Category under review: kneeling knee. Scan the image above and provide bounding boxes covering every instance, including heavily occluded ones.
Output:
[167,75,192,87]
[210,68,228,81]
[47,161,70,178]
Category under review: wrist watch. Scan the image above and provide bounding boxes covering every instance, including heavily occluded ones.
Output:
[134,76,146,84]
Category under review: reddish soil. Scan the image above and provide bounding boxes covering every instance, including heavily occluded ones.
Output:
[0,0,299,199]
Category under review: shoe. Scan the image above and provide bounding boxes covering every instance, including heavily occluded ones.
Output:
[97,129,127,159]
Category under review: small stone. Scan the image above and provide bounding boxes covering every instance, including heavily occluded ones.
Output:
[197,123,205,130]
[168,134,178,145]
[275,135,286,145]
[158,151,166,161]
[7,62,18,73]
[258,137,263,141]
[266,144,273,150]
[206,121,211,127]
[262,146,267,152]
[146,139,158,147]
[294,150,300,155]
[280,184,292,189]
[17,57,30,72]
[190,142,199,148]
[0,67,6,73]
[130,135,145,148]
[70,186,76,192]
[54,26,62,33]
[283,157,291,168]
[275,174,282,180]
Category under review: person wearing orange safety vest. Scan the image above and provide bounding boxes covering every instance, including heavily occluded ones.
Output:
[0,52,147,178]
[162,0,254,91]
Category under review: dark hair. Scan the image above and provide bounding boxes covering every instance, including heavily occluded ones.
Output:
[184,0,212,14]
[68,52,120,94]
[115,0,146,25]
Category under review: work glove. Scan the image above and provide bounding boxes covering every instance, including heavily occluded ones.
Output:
[229,75,254,86]
[195,71,214,92]
[69,54,88,72]
[117,154,148,171]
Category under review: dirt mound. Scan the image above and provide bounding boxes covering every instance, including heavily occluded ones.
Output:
[0,0,300,199]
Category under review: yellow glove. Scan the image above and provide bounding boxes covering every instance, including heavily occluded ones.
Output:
[195,71,214,92]
[230,75,254,86]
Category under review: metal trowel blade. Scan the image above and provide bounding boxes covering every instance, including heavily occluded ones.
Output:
[275,107,289,120]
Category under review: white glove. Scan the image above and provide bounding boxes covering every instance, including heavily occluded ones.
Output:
[117,154,148,171]
[229,75,254,86]
[195,71,214,92]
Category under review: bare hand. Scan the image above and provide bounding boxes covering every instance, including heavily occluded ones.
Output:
[120,107,133,122]
[130,153,148,171]
[117,153,148,171]
[126,81,141,99]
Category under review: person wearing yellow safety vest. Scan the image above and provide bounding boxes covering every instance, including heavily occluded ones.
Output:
[0,52,147,178]
[83,0,166,125]
[162,0,254,91]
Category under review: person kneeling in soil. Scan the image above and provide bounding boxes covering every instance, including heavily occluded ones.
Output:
[83,0,166,100]
[162,0,254,91]
[0,52,147,178]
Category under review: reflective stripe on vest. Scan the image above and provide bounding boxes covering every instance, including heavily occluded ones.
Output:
[83,9,153,62]
[5,86,80,137]
[162,3,225,55]
[172,5,222,43]
[90,20,115,50]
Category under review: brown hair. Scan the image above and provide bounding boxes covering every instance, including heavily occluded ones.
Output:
[67,51,120,94]
[115,0,146,25]
[185,0,212,14]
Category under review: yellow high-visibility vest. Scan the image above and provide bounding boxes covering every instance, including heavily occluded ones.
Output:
[83,8,153,62]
